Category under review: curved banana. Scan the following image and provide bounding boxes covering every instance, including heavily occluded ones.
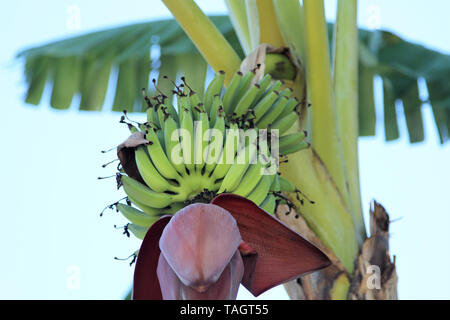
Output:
[204,71,225,114]
[211,123,240,180]
[164,116,187,176]
[260,194,277,214]
[135,146,177,193]
[231,162,264,197]
[194,111,209,171]
[252,73,273,106]
[256,95,289,128]
[247,173,273,206]
[204,112,225,176]
[218,142,257,193]
[222,71,243,114]
[279,131,309,155]
[209,94,221,126]
[127,223,149,240]
[180,107,195,173]
[276,97,299,120]
[233,83,261,117]
[279,141,309,155]
[127,194,164,216]
[252,91,279,120]
[121,175,176,209]
[270,111,298,135]
[232,71,255,108]
[117,203,160,227]
[146,126,182,181]
[270,173,281,192]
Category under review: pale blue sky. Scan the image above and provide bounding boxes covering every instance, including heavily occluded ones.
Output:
[0,0,449,299]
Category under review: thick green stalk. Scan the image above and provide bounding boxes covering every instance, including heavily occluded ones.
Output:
[255,0,285,48]
[280,125,358,273]
[161,0,241,84]
[333,0,366,243]
[225,0,252,55]
[245,0,260,51]
[303,0,350,218]
[272,0,306,63]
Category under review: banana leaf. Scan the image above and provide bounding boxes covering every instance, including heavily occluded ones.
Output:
[17,16,450,143]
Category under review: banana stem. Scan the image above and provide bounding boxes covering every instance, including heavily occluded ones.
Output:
[333,0,366,243]
[161,0,241,85]
[255,0,285,48]
[279,124,358,273]
[245,0,260,51]
[303,0,350,217]
[272,0,306,64]
[225,0,252,55]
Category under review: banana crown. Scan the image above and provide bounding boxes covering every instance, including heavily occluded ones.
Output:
[108,70,310,240]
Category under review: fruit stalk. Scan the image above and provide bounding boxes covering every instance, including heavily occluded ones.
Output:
[333,0,366,243]
[303,0,351,215]
[161,0,241,84]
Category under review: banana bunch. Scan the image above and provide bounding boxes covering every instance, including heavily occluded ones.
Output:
[112,70,310,240]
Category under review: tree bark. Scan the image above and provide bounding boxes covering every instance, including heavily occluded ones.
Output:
[276,200,397,300]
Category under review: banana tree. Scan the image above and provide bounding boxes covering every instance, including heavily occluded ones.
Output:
[16,0,450,300]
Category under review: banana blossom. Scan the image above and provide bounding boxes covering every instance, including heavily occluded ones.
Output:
[132,193,331,300]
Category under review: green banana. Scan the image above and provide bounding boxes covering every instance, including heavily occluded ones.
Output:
[232,71,255,108]
[218,142,257,193]
[222,71,243,114]
[270,111,298,135]
[163,115,186,176]
[121,175,175,209]
[109,70,308,241]
[126,194,163,216]
[127,223,149,240]
[233,83,261,117]
[247,174,274,206]
[209,94,221,126]
[117,203,159,227]
[270,173,281,192]
[279,131,307,149]
[256,95,289,128]
[145,126,182,181]
[164,102,179,123]
[157,105,167,131]
[146,106,158,127]
[180,107,195,173]
[252,74,273,106]
[232,162,265,197]
[135,146,176,193]
[204,70,225,114]
[276,97,298,120]
[204,111,225,176]
[211,123,240,181]
[260,194,277,214]
[177,95,191,121]
[252,91,279,120]
[194,111,209,171]
[279,141,310,155]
